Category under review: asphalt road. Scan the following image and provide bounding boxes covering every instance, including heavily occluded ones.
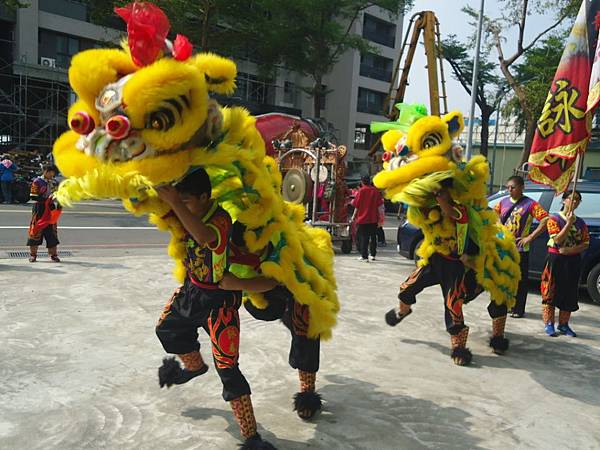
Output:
[0,200,401,253]
[0,200,168,251]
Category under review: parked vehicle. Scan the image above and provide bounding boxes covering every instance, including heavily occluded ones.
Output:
[396,181,600,302]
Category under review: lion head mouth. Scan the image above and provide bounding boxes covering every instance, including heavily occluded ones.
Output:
[75,128,157,162]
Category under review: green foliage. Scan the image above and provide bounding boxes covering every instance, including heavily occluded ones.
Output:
[0,0,28,9]
[84,0,413,116]
[503,34,565,133]
[442,35,503,104]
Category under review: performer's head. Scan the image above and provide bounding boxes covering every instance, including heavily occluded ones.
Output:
[505,175,524,200]
[42,164,58,179]
[561,189,582,212]
[361,175,371,186]
[175,167,212,215]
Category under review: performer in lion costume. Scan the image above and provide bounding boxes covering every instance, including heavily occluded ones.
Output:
[371,103,520,366]
[52,2,338,447]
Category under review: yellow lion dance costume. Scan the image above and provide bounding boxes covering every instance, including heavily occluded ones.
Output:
[52,2,337,447]
[372,103,520,366]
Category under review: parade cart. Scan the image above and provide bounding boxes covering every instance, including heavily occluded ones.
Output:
[256,114,354,253]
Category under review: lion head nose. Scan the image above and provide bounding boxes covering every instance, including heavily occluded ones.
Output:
[105,115,131,139]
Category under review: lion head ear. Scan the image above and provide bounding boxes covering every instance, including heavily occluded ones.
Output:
[69,48,138,108]
[443,111,464,139]
[190,53,237,95]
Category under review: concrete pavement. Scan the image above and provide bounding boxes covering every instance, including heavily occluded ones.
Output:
[1,247,599,449]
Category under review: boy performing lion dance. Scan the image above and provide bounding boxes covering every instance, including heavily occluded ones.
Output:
[50,2,338,448]
[220,222,322,420]
[372,104,520,365]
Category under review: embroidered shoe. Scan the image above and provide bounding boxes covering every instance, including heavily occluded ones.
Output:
[29,255,37,263]
[50,255,61,262]
[544,322,558,337]
[557,323,577,337]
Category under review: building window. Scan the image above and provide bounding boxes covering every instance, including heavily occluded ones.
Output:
[354,123,377,150]
[234,72,275,105]
[283,81,296,104]
[360,53,393,82]
[56,35,79,68]
[357,88,387,115]
[38,30,82,68]
[354,124,367,146]
[363,14,396,48]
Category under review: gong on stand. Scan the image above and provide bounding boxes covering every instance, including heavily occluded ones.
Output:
[282,168,313,204]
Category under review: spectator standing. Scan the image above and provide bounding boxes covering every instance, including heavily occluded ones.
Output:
[494,176,548,318]
[540,190,589,337]
[351,175,383,262]
[0,154,18,204]
[27,164,61,262]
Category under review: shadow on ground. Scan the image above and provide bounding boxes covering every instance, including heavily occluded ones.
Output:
[402,332,600,407]
[184,374,484,450]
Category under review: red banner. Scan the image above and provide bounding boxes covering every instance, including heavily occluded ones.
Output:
[528,0,600,192]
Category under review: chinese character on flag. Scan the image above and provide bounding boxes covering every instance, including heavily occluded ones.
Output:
[528,0,600,192]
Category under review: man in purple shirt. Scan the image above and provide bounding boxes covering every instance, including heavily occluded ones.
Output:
[495,176,548,317]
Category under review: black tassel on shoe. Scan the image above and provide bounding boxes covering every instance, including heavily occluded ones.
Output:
[158,356,208,388]
[239,433,278,449]
[293,391,322,420]
[489,336,509,355]
[450,347,473,366]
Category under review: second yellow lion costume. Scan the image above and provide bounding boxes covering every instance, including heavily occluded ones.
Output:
[372,104,520,365]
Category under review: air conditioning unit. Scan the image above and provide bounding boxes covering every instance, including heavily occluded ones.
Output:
[40,57,56,68]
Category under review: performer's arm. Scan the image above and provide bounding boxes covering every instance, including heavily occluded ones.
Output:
[219,272,279,293]
[522,202,549,245]
[433,188,462,221]
[156,185,217,245]
[552,212,575,245]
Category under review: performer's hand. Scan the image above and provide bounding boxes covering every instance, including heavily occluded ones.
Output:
[517,235,532,247]
[566,211,576,226]
[218,272,240,290]
[559,247,572,255]
[155,185,180,206]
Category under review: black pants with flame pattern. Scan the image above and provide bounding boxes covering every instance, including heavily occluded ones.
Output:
[398,253,506,335]
[156,278,250,401]
[244,286,320,373]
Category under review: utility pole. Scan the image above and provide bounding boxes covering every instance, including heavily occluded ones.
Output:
[465,0,485,160]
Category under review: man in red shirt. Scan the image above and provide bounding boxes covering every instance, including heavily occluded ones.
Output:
[351,175,384,261]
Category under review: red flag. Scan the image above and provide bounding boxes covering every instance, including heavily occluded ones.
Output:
[528,0,600,192]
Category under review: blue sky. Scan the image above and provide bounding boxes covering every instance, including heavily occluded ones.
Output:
[400,0,574,116]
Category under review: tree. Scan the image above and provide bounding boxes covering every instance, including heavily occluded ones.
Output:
[464,0,579,168]
[85,0,231,52]
[263,0,412,118]
[442,35,504,157]
[503,34,565,144]
[85,1,413,118]
[0,0,28,9]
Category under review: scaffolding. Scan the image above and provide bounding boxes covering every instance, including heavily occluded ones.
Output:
[0,56,71,159]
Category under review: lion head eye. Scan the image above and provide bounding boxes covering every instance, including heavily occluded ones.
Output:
[146,109,175,131]
[421,132,443,149]
[145,95,191,132]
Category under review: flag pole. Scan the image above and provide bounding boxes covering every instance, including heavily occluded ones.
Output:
[567,151,583,215]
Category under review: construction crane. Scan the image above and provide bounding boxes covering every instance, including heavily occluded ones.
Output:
[369,10,448,156]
